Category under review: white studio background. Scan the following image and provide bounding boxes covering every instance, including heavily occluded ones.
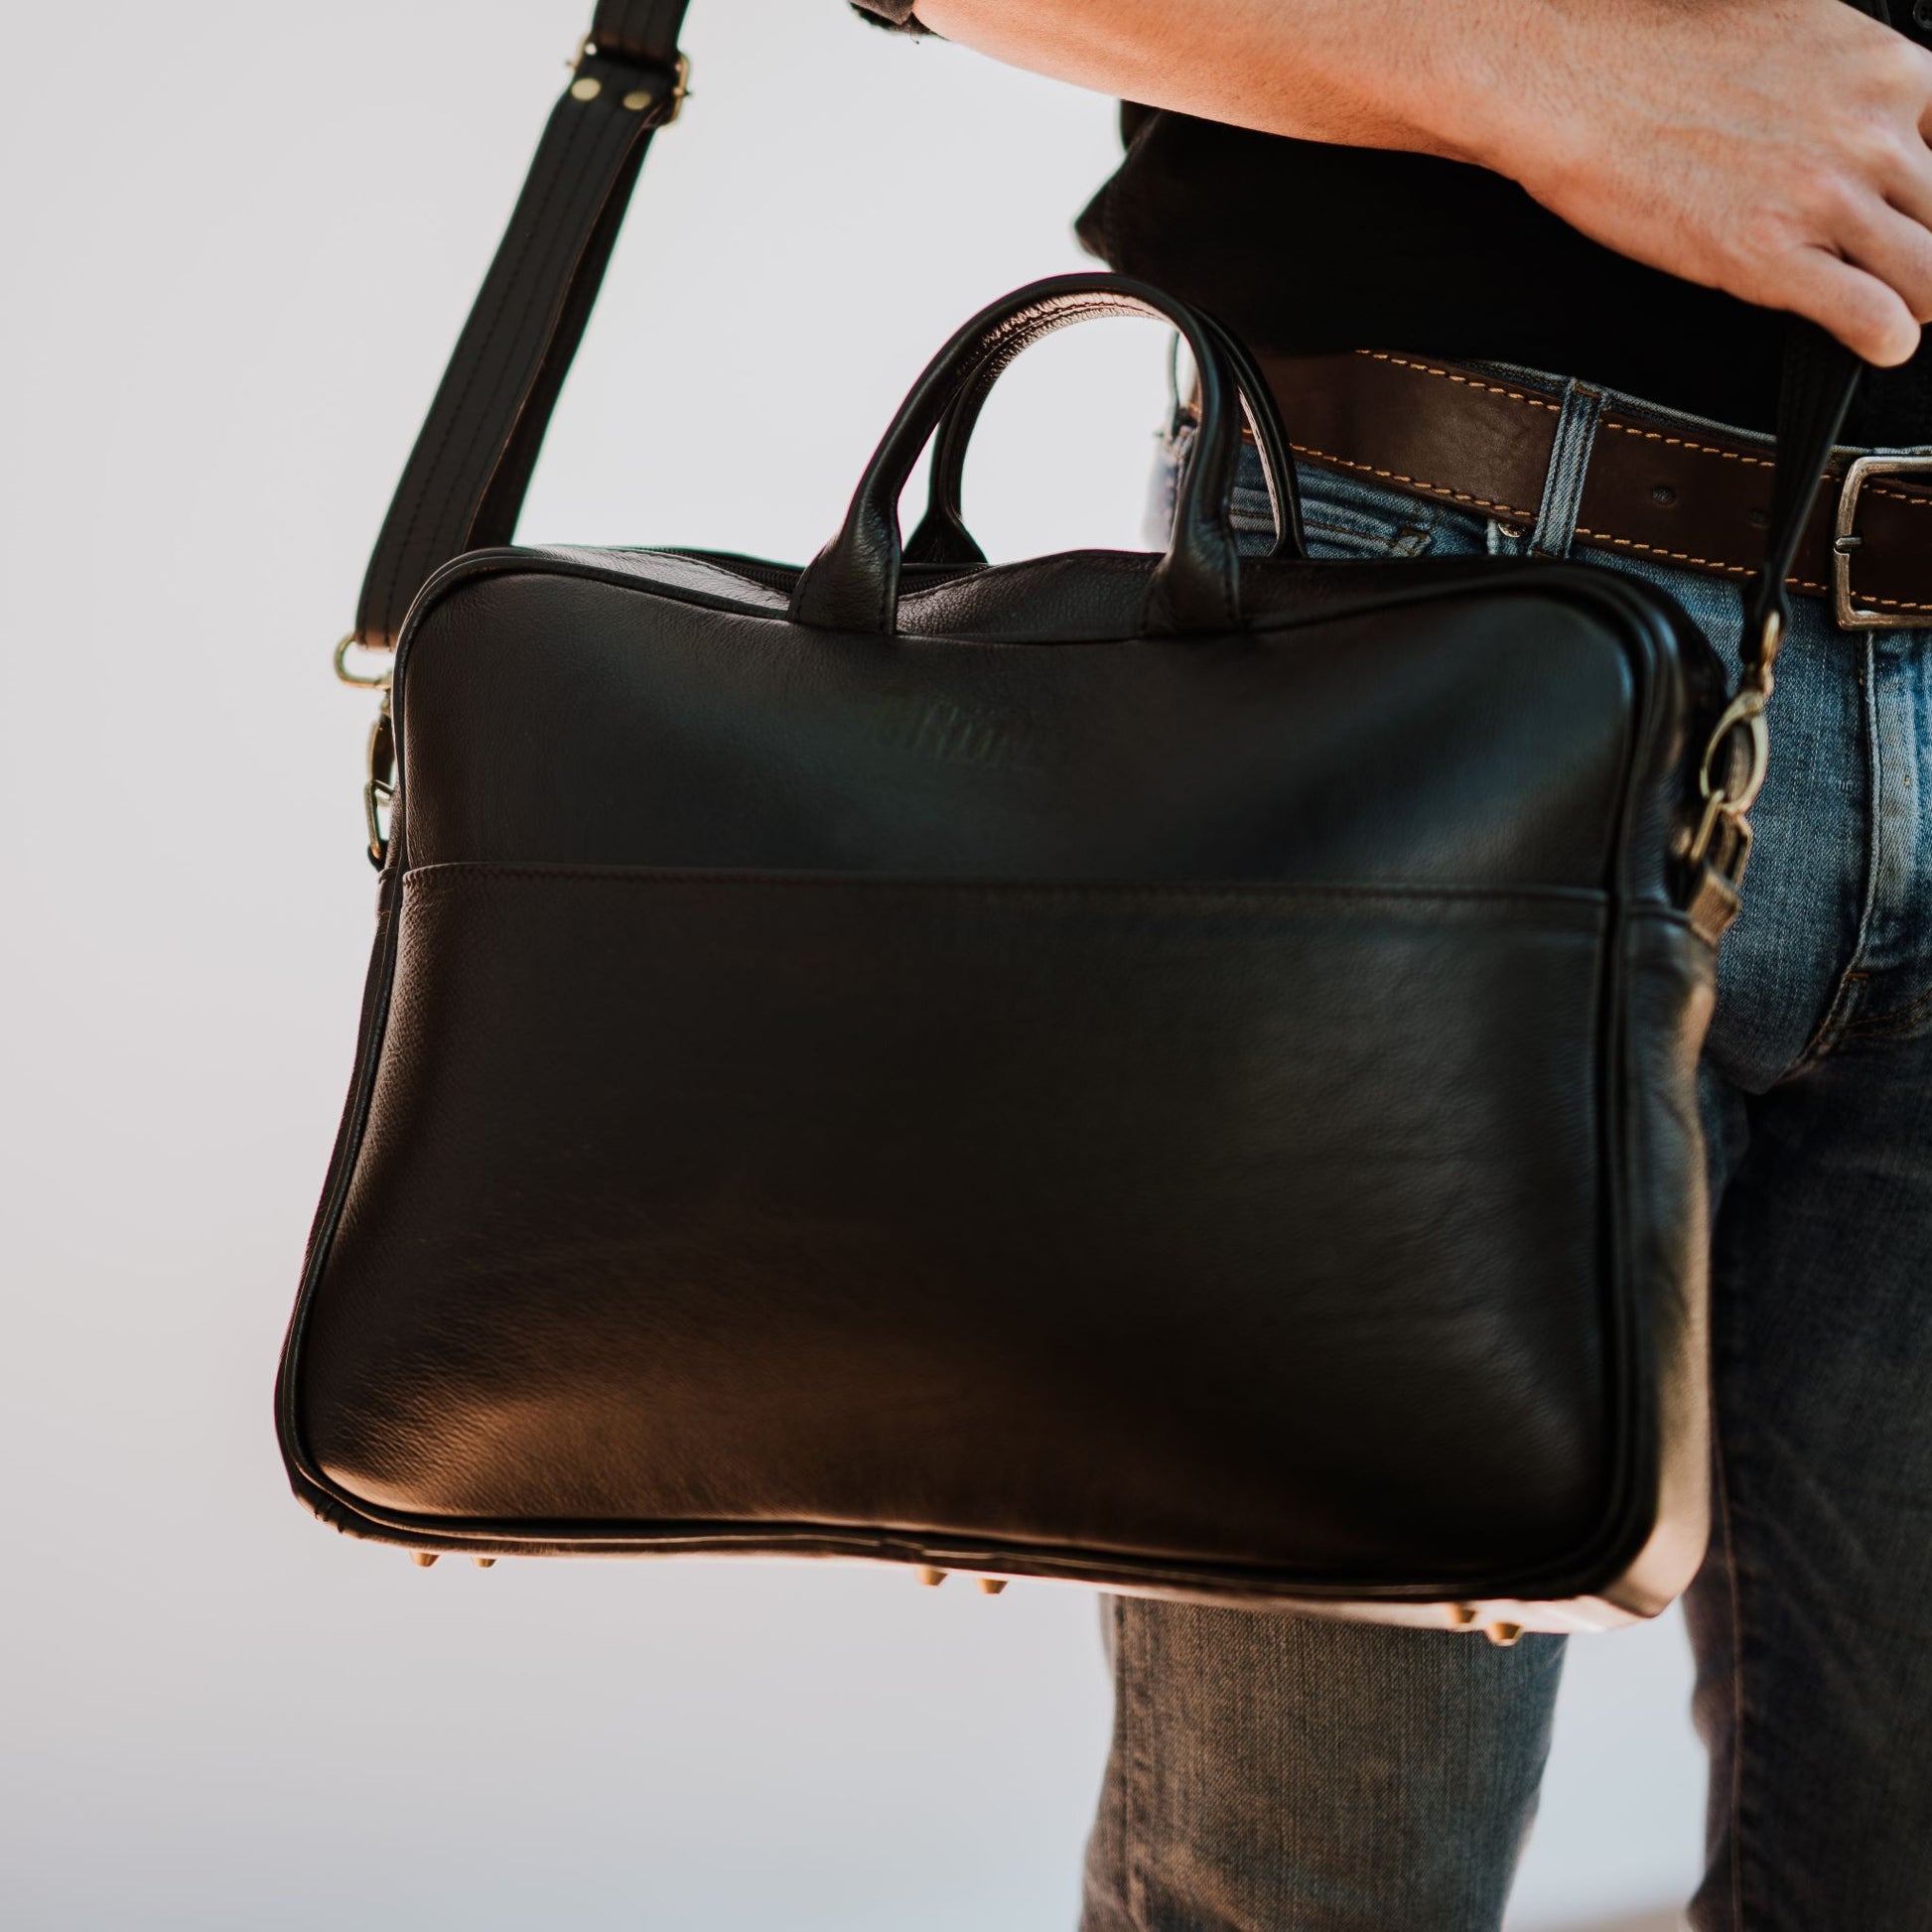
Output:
[0,5,1701,1928]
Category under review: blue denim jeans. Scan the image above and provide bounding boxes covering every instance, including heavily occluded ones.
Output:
[1088,385,1932,1931]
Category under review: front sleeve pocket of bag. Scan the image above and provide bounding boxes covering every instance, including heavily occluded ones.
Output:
[294,861,1621,1588]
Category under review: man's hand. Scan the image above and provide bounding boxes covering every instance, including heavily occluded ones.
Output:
[916,0,1932,365]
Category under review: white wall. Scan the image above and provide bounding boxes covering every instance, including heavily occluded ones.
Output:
[0,4,1702,1926]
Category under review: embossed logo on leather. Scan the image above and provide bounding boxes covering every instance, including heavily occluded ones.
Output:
[870,694,1041,771]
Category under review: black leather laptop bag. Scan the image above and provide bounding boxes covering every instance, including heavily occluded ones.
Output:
[278,2,1861,1641]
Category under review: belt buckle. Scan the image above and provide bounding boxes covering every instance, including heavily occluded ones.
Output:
[1833,453,1932,628]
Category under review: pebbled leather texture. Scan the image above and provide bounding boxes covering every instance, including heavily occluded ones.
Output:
[281,272,1744,1627]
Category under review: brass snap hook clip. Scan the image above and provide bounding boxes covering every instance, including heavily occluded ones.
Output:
[334,633,396,868]
[1688,686,1771,884]
[333,631,392,692]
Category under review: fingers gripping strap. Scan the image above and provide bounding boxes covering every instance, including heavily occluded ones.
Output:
[353,5,690,653]
[1736,3,1878,666]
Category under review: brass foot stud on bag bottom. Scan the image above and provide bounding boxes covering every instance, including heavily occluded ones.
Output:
[915,1567,947,1587]
[979,1579,1008,1595]
[472,1558,496,1570]
[1449,1604,1526,1645]
[409,1552,438,1569]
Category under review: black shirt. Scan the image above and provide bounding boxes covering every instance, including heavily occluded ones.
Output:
[855,1,1932,444]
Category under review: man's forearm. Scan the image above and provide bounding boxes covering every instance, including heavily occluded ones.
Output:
[913,0,1498,163]
[916,0,1932,366]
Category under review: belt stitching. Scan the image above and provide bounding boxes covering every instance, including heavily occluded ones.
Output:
[1362,354,1764,479]
[1354,349,1562,415]
[1598,420,1776,471]
[1286,439,1538,523]
[1570,525,1832,602]
[1241,352,1932,611]
[1288,441,1855,597]
[1355,350,1932,515]
[1294,442,1930,608]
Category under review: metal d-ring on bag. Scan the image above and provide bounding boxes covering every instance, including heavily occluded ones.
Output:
[281,1,1861,1643]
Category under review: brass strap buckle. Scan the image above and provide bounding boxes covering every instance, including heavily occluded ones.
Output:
[570,42,691,123]
[1833,453,1932,628]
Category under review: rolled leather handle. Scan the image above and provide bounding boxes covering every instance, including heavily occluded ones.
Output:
[790,274,1289,636]
[905,313,1305,570]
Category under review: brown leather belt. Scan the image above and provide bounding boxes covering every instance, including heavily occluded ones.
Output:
[1227,348,1932,627]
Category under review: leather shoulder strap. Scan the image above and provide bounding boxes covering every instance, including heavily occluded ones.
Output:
[353,0,1864,669]
[352,2,691,653]
[1744,0,1888,663]
[1747,319,1863,674]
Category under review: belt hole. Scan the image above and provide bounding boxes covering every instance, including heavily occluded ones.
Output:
[1651,484,1677,508]
[1748,507,1769,529]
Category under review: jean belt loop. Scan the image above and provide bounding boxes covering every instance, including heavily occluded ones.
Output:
[1530,379,1605,560]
